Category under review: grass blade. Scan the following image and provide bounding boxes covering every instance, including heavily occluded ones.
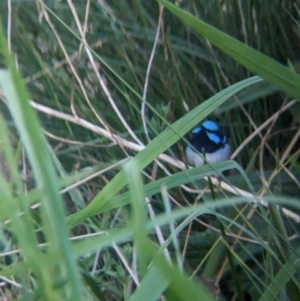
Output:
[158,0,300,100]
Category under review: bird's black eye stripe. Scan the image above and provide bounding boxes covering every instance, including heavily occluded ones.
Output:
[204,128,216,133]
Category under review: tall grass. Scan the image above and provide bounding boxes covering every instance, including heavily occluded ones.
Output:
[0,0,299,300]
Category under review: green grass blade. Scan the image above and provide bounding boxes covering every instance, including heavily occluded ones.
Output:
[215,80,278,115]
[158,0,300,100]
[258,246,300,301]
[99,160,249,214]
[123,160,149,277]
[129,265,168,301]
[0,25,83,300]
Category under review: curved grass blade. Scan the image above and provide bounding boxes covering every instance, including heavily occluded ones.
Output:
[73,196,300,257]
[158,0,300,100]
[99,160,248,214]
[215,81,278,115]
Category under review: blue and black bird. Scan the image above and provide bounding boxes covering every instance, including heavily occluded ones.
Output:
[186,120,231,167]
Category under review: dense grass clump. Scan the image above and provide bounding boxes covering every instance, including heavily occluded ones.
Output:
[0,1,299,300]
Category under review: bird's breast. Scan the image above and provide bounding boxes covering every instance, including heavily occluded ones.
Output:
[186,143,231,167]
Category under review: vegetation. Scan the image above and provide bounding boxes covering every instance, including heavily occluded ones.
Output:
[0,0,299,300]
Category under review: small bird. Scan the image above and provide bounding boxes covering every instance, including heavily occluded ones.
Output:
[186,120,231,166]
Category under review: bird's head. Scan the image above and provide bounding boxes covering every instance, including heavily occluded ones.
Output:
[186,120,231,166]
